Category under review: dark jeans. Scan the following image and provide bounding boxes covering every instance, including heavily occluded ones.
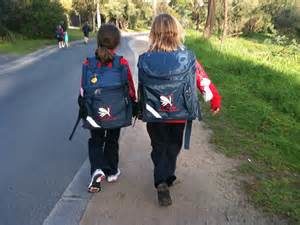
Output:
[146,122,185,188]
[88,128,121,176]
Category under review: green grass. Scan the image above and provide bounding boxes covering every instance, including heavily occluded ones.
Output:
[67,28,86,41]
[185,30,300,224]
[0,28,88,55]
[0,39,56,55]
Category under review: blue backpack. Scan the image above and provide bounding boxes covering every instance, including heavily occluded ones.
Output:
[138,49,202,149]
[81,55,132,129]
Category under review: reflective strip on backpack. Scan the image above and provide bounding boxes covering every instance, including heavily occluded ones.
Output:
[146,104,162,119]
[86,116,101,128]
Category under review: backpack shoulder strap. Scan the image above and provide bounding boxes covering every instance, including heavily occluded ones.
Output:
[87,56,98,69]
[184,120,193,150]
[112,55,123,68]
[81,57,98,91]
[81,58,89,89]
[112,55,128,84]
[185,49,196,65]
[137,52,146,69]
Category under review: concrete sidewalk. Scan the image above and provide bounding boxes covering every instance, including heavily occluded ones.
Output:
[79,35,285,225]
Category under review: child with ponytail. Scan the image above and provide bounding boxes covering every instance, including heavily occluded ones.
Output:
[79,24,136,193]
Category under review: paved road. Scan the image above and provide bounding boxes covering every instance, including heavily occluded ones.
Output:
[0,55,20,66]
[0,37,134,225]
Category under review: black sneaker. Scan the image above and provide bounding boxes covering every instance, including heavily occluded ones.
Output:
[157,183,172,206]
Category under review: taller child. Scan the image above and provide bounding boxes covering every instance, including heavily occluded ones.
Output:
[138,14,221,206]
[79,24,136,193]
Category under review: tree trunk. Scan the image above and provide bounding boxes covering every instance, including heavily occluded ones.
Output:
[153,0,157,17]
[194,0,204,31]
[196,15,200,30]
[78,14,81,27]
[203,0,216,39]
[92,12,96,32]
[221,0,228,42]
[96,1,101,29]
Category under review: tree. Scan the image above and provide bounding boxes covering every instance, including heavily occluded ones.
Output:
[72,0,96,27]
[153,0,157,16]
[221,0,228,41]
[203,0,216,38]
[96,0,101,29]
[60,0,72,12]
[101,0,151,29]
[0,0,14,41]
[1,0,67,39]
[168,0,207,30]
[132,0,153,28]
[191,0,205,30]
[102,0,126,28]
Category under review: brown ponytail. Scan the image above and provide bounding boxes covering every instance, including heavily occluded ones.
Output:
[96,46,114,65]
[96,24,121,65]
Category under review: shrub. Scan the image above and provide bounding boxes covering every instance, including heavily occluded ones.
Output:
[2,0,67,39]
[0,23,16,42]
[20,0,67,38]
[275,8,300,37]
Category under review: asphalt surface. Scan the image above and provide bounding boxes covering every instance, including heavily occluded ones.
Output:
[0,37,134,225]
[0,55,20,66]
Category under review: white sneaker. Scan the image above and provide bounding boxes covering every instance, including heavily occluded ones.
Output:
[107,169,121,183]
[88,169,105,192]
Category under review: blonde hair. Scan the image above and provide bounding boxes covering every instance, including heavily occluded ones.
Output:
[148,14,184,52]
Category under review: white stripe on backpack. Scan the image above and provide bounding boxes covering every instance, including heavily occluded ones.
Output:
[86,116,101,128]
[146,104,162,119]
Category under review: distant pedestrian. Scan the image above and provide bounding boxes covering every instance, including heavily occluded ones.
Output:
[64,31,69,48]
[60,21,67,32]
[82,22,91,44]
[137,14,221,206]
[77,24,137,193]
[55,25,64,48]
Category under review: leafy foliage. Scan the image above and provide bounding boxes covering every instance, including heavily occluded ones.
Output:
[0,23,16,42]
[221,0,299,36]
[72,0,152,30]
[166,0,299,38]
[60,0,73,12]
[72,0,96,24]
[102,0,152,29]
[169,0,203,29]
[0,0,67,39]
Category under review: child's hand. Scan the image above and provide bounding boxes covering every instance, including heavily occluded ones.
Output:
[211,108,220,115]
